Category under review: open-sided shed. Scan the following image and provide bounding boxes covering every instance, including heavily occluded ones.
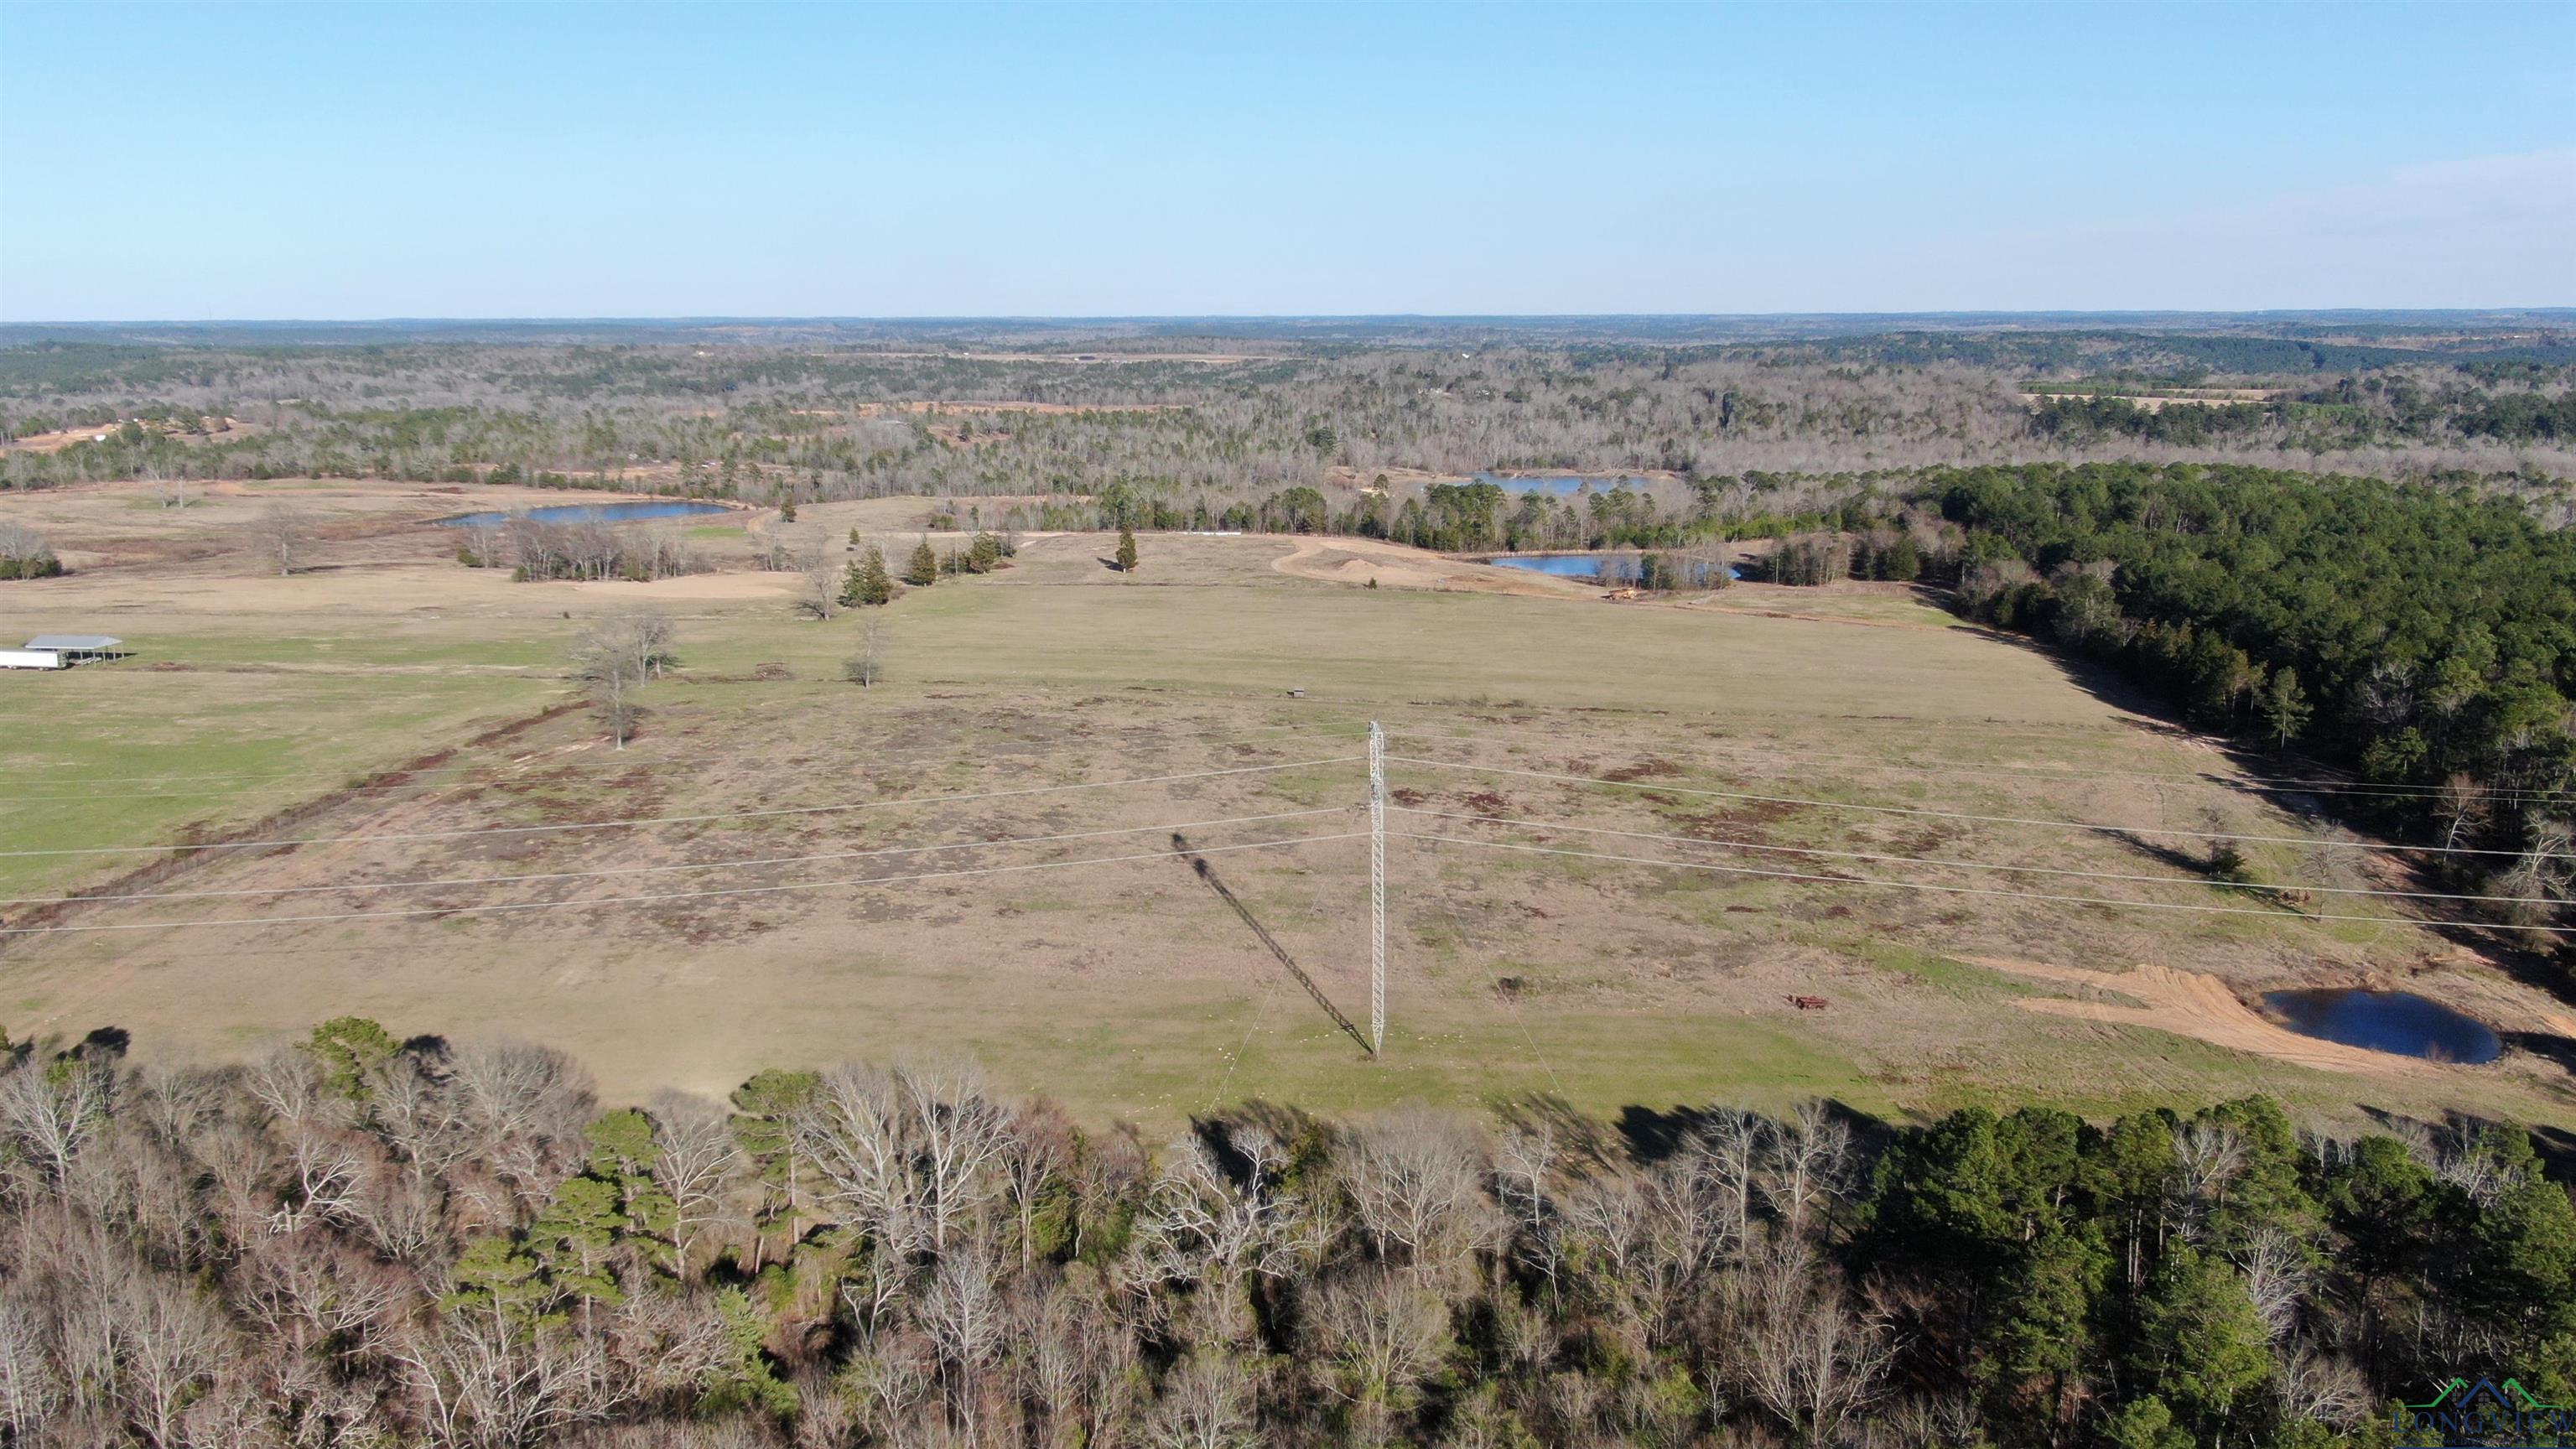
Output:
[1,634,131,669]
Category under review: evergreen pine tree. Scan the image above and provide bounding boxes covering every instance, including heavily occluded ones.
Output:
[905,539,940,587]
[1115,525,1139,574]
[731,1069,821,1270]
[444,1234,555,1327]
[532,1175,627,1324]
[842,547,894,605]
[304,1016,397,1102]
[2259,667,2311,750]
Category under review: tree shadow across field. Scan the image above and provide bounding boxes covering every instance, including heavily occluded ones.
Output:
[1611,1097,1893,1168]
[2419,922,2576,1005]
[1909,586,2175,728]
[78,1026,131,1059]
[2360,1103,2576,1184]
[1190,1101,1320,1181]
[1491,1093,1623,1171]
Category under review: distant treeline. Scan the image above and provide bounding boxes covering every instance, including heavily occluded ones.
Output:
[4,1020,2571,1447]
[6,336,2573,504]
[2028,381,2576,449]
[1015,474,1901,557]
[1756,328,2576,377]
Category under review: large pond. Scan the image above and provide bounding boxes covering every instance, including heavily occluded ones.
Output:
[1487,551,1740,584]
[1472,472,1649,496]
[2262,988,2503,1064]
[434,501,733,528]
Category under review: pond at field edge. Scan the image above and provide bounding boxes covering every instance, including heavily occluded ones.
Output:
[1486,551,1740,584]
[1473,472,1649,496]
[2260,988,2502,1064]
[432,501,734,528]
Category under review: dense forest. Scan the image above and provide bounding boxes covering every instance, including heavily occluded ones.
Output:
[1931,463,2576,917]
[3,330,2571,509]
[3,1021,2572,1448]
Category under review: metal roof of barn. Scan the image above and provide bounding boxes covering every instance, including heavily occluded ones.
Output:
[23,635,122,650]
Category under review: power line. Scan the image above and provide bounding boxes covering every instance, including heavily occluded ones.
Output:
[1410,835,1568,1098]
[1392,808,2567,907]
[1519,734,2576,808]
[1388,753,2573,861]
[0,808,1357,907]
[0,830,1370,937]
[1393,831,2576,935]
[0,722,1374,799]
[0,756,1363,859]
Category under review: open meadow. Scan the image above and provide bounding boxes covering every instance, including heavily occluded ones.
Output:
[3,478,2571,1135]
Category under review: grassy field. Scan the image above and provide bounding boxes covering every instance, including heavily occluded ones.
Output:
[2,480,2569,1134]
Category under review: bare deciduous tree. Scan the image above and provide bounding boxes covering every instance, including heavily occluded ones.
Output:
[921,1247,1005,1437]
[844,618,888,688]
[250,504,310,576]
[0,1051,112,1191]
[1144,1351,1260,1449]
[1304,1269,1452,1440]
[1134,1128,1306,1288]
[1337,1106,1496,1267]
[795,537,839,620]
[1724,1233,1896,1446]
[392,1312,613,1449]
[2277,1345,2372,1431]
[569,612,676,750]
[644,1091,743,1264]
[0,1296,60,1442]
[2236,1226,2310,1344]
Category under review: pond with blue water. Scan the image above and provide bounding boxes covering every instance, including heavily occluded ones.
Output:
[1472,472,1649,496]
[1486,551,1739,584]
[434,501,734,528]
[2261,988,2502,1064]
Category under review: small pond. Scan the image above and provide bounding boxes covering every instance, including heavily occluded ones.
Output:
[2261,988,2502,1064]
[434,501,733,528]
[1487,551,1740,584]
[1472,472,1649,496]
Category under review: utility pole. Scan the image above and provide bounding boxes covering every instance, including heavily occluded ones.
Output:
[1369,719,1386,1056]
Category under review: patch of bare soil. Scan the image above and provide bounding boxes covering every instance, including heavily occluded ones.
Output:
[2017,389,2283,411]
[1268,536,1597,599]
[1322,465,1474,492]
[1959,955,2444,1076]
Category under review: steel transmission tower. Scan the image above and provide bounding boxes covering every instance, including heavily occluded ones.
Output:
[1369,719,1386,1055]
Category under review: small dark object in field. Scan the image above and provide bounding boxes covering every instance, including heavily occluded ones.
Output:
[1789,994,1830,1010]
[1495,976,1524,997]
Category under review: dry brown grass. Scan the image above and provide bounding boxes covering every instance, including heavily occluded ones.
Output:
[3,480,2569,1130]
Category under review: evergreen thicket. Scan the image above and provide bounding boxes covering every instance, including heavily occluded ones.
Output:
[1934,463,2576,903]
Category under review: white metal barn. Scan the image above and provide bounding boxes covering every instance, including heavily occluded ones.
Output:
[0,634,130,670]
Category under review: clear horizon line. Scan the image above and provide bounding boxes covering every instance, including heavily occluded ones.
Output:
[8,307,2575,328]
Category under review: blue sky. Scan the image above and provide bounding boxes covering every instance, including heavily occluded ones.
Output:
[3,1,2569,319]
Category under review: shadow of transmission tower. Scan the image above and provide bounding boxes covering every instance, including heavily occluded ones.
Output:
[1170,831,1374,1056]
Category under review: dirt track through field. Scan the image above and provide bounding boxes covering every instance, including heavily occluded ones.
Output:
[1961,955,2442,1076]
